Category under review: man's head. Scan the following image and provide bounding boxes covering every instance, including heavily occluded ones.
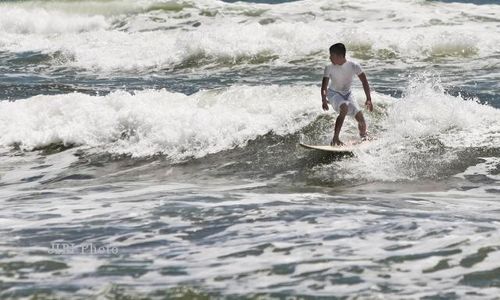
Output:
[329,43,346,65]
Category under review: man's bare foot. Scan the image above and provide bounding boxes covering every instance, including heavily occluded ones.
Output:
[360,133,372,142]
[330,138,344,146]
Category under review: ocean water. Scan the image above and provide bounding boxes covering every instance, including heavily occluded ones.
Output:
[0,0,499,299]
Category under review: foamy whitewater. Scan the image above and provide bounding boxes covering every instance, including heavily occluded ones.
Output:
[0,0,499,299]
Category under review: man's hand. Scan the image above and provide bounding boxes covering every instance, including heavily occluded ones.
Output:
[322,98,329,111]
[365,98,373,112]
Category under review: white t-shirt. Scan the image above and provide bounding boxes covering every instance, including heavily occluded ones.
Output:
[323,60,363,94]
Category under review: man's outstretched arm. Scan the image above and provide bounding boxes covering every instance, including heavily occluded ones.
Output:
[321,77,329,111]
[358,73,373,112]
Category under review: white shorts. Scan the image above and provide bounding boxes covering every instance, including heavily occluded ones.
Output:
[327,89,360,117]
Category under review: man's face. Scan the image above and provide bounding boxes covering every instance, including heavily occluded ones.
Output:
[329,53,344,65]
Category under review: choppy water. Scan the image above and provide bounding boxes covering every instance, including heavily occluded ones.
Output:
[1,0,500,299]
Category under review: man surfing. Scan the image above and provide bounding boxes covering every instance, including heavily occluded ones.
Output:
[321,43,373,146]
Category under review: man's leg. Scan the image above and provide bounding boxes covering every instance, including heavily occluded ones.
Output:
[355,111,367,139]
[332,103,348,146]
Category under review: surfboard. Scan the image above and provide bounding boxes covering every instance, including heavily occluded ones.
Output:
[299,142,355,153]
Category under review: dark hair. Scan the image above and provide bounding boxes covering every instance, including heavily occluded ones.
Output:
[329,43,346,57]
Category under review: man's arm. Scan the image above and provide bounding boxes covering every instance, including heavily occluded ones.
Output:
[321,77,329,111]
[358,72,373,112]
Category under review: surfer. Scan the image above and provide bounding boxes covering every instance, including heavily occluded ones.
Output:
[321,43,373,146]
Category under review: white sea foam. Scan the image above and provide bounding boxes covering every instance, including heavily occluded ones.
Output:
[315,76,500,181]
[0,85,319,159]
[0,7,109,35]
[2,76,498,183]
[0,0,498,71]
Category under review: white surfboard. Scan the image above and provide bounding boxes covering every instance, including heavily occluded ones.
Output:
[299,142,356,153]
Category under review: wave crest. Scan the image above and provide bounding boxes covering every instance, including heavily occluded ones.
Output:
[0,85,319,159]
